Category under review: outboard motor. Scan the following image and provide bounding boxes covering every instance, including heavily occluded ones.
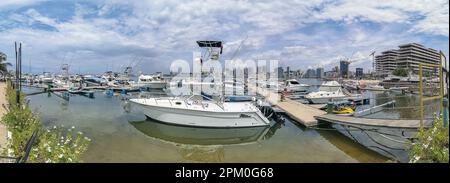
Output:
[256,100,275,119]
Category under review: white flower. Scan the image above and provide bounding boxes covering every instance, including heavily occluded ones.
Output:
[77,132,83,135]
[84,137,91,141]
[68,158,73,162]
[53,126,57,129]
[58,154,64,158]
[47,147,52,152]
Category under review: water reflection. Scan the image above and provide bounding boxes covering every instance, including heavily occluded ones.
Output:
[130,119,277,145]
[129,119,286,162]
[317,124,389,163]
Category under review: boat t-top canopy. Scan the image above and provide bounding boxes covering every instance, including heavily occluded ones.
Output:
[196,40,223,60]
[196,41,222,48]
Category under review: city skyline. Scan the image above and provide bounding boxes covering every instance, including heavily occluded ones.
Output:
[0,0,448,74]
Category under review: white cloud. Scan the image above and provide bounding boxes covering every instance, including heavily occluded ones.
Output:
[315,0,449,36]
[0,0,448,73]
[0,0,47,9]
[411,1,449,36]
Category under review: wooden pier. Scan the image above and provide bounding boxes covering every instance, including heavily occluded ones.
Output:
[249,85,326,127]
[315,114,428,129]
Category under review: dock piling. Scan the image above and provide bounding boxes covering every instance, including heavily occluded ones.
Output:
[326,102,334,114]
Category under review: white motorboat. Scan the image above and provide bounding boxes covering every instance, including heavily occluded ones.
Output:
[39,72,54,83]
[317,81,342,92]
[304,81,347,104]
[284,79,309,92]
[100,71,116,85]
[131,74,167,89]
[129,96,271,128]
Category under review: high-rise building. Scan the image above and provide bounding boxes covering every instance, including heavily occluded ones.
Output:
[305,69,316,78]
[286,66,290,79]
[375,43,440,76]
[277,67,284,79]
[375,50,399,76]
[340,60,350,78]
[356,68,363,78]
[316,67,324,78]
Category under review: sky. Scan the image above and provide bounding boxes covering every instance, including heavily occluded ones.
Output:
[0,0,448,74]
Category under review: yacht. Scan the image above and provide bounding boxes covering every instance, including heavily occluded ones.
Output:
[100,71,116,86]
[284,79,309,92]
[131,74,167,90]
[304,81,347,104]
[129,96,271,128]
[39,72,54,84]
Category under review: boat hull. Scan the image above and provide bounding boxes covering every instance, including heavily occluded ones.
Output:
[305,96,346,104]
[131,101,270,128]
[285,85,309,92]
[133,82,167,89]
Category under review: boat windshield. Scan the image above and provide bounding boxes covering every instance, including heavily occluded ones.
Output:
[289,81,300,85]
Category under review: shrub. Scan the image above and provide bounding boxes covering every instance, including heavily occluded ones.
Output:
[1,80,90,163]
[410,116,449,163]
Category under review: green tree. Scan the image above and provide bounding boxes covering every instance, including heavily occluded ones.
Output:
[392,68,408,77]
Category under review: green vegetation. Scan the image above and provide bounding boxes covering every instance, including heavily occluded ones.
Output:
[0,51,10,73]
[392,68,408,77]
[1,81,90,163]
[410,116,449,163]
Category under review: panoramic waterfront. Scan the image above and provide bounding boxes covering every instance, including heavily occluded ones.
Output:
[20,79,439,163]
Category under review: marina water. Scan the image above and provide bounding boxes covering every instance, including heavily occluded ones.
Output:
[23,79,440,162]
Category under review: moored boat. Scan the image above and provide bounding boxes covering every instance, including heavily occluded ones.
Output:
[284,79,310,93]
[129,96,271,128]
[304,81,347,104]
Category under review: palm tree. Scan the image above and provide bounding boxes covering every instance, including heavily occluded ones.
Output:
[0,51,12,79]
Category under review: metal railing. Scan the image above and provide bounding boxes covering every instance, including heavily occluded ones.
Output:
[418,51,446,130]
[0,129,39,163]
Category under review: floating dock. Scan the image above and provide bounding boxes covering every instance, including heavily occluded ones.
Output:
[315,114,427,129]
[249,85,326,127]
